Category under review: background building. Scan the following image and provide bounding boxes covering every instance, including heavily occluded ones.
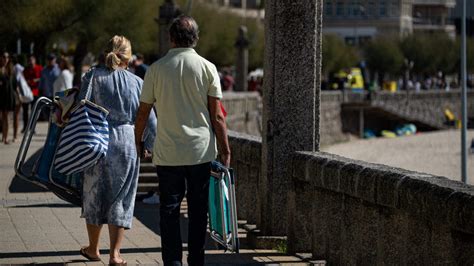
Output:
[323,0,414,44]
[322,0,456,44]
[413,0,456,38]
[450,0,474,36]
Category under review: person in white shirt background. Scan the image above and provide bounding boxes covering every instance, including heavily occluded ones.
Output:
[53,57,73,94]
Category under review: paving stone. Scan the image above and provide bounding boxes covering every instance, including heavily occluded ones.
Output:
[267,256,302,262]
[32,256,65,263]
[84,261,105,265]
[61,254,92,264]
[0,257,34,264]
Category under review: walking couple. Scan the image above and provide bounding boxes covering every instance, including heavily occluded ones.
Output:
[77,15,230,266]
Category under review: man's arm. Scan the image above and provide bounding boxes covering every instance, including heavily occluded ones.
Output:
[135,102,154,157]
[208,96,231,167]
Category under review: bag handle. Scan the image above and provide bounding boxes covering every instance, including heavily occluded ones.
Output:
[84,68,95,101]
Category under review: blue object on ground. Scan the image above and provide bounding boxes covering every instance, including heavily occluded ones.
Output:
[363,129,377,139]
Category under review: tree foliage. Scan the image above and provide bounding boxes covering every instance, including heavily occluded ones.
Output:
[364,36,404,76]
[399,33,458,75]
[0,0,264,70]
[0,0,159,61]
[322,34,360,76]
[181,1,264,69]
[467,37,474,73]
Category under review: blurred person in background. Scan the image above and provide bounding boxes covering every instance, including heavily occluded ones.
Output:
[23,55,43,132]
[0,52,18,144]
[53,56,73,94]
[132,53,148,80]
[11,55,24,139]
[39,53,60,99]
[38,53,60,120]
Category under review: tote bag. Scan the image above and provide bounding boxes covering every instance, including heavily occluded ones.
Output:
[18,74,34,103]
[54,70,110,175]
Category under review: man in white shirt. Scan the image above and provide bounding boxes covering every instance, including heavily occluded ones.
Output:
[134,15,230,266]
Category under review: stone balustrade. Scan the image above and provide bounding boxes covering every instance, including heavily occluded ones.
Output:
[222,90,474,146]
[288,151,474,264]
[221,92,262,137]
[228,131,474,264]
[228,130,262,225]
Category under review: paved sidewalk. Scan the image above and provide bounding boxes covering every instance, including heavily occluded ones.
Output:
[0,122,307,265]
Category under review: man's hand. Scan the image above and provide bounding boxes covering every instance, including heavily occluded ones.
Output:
[135,102,154,157]
[219,152,231,168]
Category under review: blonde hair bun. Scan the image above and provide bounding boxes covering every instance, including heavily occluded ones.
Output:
[105,35,132,70]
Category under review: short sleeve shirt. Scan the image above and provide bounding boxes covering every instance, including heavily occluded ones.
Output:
[140,48,222,166]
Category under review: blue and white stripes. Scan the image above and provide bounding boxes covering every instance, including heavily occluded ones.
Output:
[54,101,109,175]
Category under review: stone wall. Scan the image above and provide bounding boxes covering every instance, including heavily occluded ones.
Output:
[221,92,262,136]
[223,91,348,146]
[223,90,474,145]
[370,90,474,129]
[228,132,474,264]
[288,151,474,265]
[320,91,349,145]
[228,131,262,225]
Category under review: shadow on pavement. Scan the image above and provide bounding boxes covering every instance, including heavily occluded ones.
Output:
[133,202,218,250]
[8,203,74,208]
[0,247,163,259]
[9,148,47,193]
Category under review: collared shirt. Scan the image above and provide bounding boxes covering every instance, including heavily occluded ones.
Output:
[39,64,60,98]
[140,48,222,166]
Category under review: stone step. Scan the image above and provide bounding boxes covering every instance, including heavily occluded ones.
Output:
[138,172,158,183]
[137,182,158,193]
[140,162,155,173]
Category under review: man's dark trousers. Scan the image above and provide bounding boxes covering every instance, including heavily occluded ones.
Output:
[157,162,211,266]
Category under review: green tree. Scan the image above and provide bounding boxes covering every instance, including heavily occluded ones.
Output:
[322,34,359,77]
[468,37,474,73]
[0,0,160,81]
[184,1,264,69]
[364,36,404,83]
[400,33,458,75]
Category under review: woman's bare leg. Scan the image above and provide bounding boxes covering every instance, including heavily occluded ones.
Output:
[108,224,126,264]
[2,111,9,144]
[84,223,102,259]
[13,104,20,141]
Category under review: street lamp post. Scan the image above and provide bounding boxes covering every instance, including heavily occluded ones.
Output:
[461,0,468,183]
[155,0,182,58]
[404,58,414,103]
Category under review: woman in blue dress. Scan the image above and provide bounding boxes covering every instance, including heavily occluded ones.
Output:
[78,36,155,265]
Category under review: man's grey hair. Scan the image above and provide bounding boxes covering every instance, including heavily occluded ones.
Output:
[169,15,199,48]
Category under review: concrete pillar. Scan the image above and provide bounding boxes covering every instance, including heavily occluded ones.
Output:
[235,26,249,91]
[156,0,182,58]
[260,0,322,236]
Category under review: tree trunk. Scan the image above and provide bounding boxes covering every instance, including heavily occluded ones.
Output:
[73,36,88,87]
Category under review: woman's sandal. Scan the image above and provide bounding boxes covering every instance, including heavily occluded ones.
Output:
[109,258,127,265]
[79,247,101,261]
